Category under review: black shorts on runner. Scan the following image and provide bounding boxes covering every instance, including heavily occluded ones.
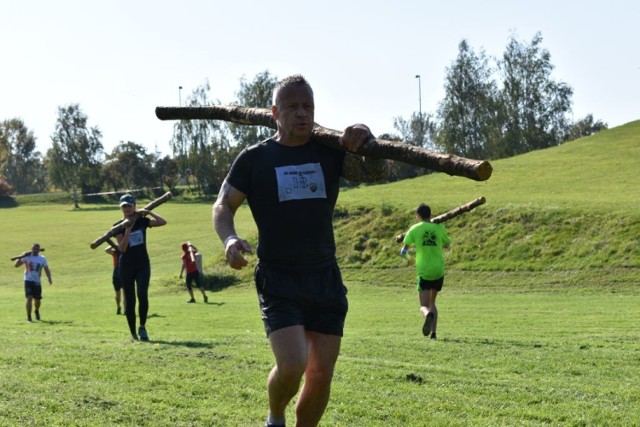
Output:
[24,281,43,299]
[185,270,200,291]
[255,262,348,337]
[418,276,444,292]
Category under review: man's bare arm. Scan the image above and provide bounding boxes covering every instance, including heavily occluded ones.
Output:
[213,180,252,270]
[213,180,245,241]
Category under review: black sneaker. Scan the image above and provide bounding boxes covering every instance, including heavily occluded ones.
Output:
[430,332,437,340]
[264,422,286,427]
[422,312,435,336]
[203,295,208,303]
[27,316,33,323]
[138,327,149,342]
[187,299,196,303]
[35,311,40,321]
[117,307,122,315]
[130,334,139,342]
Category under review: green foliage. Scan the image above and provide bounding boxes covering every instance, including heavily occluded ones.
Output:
[228,70,278,149]
[436,39,499,160]
[565,113,608,141]
[498,32,573,157]
[398,31,596,162]
[102,141,157,192]
[170,80,231,196]
[46,104,104,206]
[0,178,13,196]
[0,118,46,193]
[154,155,179,193]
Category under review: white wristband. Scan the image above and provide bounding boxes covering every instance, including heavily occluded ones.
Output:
[223,234,238,247]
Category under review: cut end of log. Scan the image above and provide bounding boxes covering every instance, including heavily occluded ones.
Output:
[475,161,493,181]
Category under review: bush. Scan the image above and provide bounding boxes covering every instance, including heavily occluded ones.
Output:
[0,178,13,196]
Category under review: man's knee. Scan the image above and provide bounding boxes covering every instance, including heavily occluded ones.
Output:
[277,359,307,385]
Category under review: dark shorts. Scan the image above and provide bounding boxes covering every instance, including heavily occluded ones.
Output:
[185,270,201,290]
[112,269,122,292]
[418,276,444,292]
[255,262,348,337]
[24,281,42,299]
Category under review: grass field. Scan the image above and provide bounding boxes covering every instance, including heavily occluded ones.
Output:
[1,122,639,426]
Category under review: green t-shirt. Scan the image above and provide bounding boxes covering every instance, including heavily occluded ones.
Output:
[403,221,451,280]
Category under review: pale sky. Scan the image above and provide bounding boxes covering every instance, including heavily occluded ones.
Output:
[1,0,638,157]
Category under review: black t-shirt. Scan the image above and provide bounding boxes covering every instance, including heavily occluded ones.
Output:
[115,216,151,266]
[227,138,345,267]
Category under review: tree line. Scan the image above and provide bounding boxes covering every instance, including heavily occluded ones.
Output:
[0,32,607,203]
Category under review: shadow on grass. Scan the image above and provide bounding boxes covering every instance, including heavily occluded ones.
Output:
[147,313,166,319]
[69,206,120,212]
[200,273,242,292]
[148,339,221,350]
[206,301,225,306]
[442,336,546,348]
[0,196,18,208]
[37,320,75,325]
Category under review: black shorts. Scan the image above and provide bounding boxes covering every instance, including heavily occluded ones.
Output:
[418,276,444,292]
[185,270,200,290]
[24,281,43,299]
[255,262,348,337]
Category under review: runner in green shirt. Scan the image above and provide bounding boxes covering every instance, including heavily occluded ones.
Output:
[401,203,451,339]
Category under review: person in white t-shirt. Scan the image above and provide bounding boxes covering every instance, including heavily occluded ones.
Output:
[14,243,52,322]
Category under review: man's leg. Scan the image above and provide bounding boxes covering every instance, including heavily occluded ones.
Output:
[429,289,439,334]
[418,288,435,336]
[186,275,196,302]
[26,296,33,320]
[267,325,308,421]
[295,331,341,427]
[418,289,430,318]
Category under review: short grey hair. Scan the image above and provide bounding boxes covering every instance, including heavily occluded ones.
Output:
[272,75,314,107]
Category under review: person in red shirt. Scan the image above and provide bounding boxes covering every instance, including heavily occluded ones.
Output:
[179,242,208,303]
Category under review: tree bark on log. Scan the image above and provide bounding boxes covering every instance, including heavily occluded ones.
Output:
[10,248,45,261]
[90,192,172,249]
[155,106,492,182]
[395,196,486,242]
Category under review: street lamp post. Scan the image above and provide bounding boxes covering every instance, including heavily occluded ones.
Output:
[179,86,183,107]
[415,75,423,144]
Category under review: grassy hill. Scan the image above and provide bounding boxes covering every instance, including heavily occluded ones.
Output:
[333,120,640,274]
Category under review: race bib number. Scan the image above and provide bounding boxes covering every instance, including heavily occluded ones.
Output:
[275,163,327,202]
[128,229,144,247]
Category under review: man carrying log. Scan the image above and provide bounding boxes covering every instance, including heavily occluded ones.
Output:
[400,203,451,340]
[213,75,389,427]
[14,243,52,322]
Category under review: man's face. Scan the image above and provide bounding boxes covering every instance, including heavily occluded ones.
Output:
[272,84,314,143]
[31,244,40,254]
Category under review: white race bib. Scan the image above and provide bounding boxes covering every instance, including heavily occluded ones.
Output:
[128,229,144,247]
[275,163,327,202]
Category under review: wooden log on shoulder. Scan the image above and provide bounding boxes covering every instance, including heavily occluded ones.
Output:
[395,196,486,243]
[10,248,45,261]
[155,105,492,182]
[90,192,172,249]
